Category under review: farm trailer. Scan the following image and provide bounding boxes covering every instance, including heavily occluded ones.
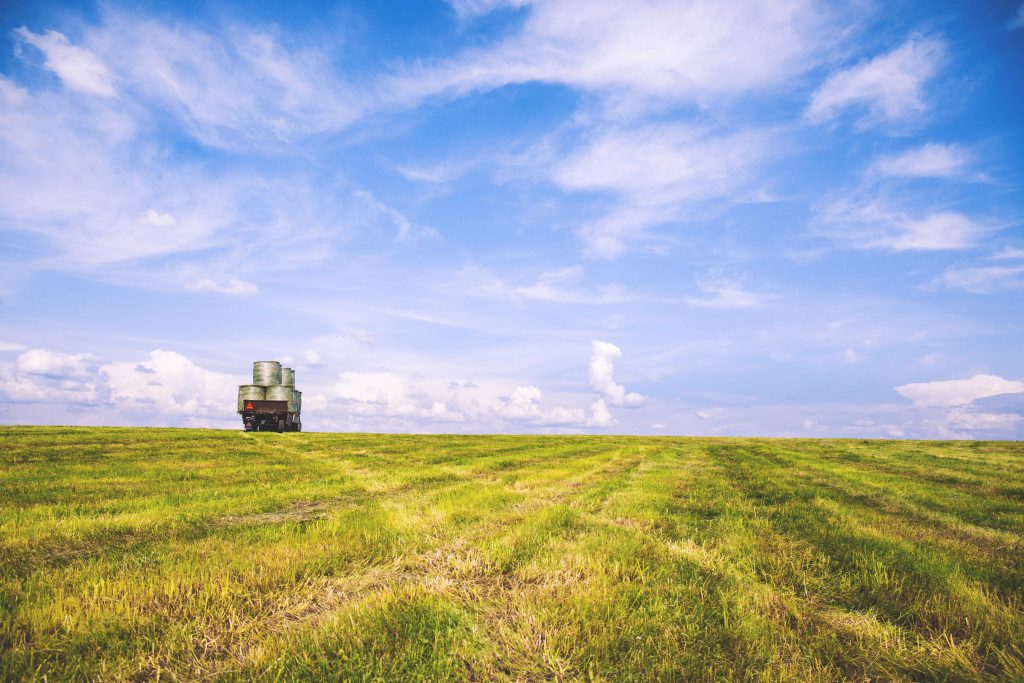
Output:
[240,399,301,432]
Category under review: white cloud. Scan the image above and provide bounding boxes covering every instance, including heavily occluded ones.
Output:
[403,0,831,108]
[818,200,988,251]
[551,124,772,257]
[189,278,259,296]
[929,264,1024,293]
[873,143,971,178]
[103,350,238,417]
[589,341,645,407]
[333,371,417,413]
[463,265,630,304]
[15,28,117,97]
[992,247,1024,260]
[1008,4,1024,30]
[447,0,529,19]
[589,398,613,427]
[495,385,588,425]
[0,69,361,283]
[0,81,231,267]
[888,213,982,250]
[302,350,325,367]
[683,271,772,309]
[807,34,945,125]
[3,349,109,409]
[330,371,464,422]
[17,349,99,377]
[946,410,1022,431]
[513,267,629,304]
[895,374,1024,407]
[0,341,28,353]
[352,190,437,243]
[309,340,648,431]
[139,209,176,227]
[0,348,238,425]
[81,13,362,148]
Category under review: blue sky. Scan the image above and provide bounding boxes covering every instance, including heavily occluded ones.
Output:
[1,0,1022,437]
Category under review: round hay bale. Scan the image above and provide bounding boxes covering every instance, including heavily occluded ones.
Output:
[292,389,302,414]
[253,361,282,386]
[237,385,265,413]
[266,385,294,404]
[281,367,295,387]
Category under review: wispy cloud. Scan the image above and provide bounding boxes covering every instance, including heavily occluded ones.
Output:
[807,34,945,126]
[872,142,972,178]
[446,0,529,20]
[15,28,117,97]
[189,278,259,296]
[682,271,774,309]
[552,124,773,257]
[1008,3,1024,30]
[817,199,991,251]
[928,264,1024,293]
[85,13,361,149]
[399,0,832,110]
[459,265,630,305]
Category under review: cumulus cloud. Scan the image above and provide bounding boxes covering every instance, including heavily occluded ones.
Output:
[331,371,464,422]
[1,350,107,405]
[495,385,588,425]
[589,341,645,407]
[189,278,259,296]
[0,347,239,426]
[15,28,117,97]
[310,340,647,431]
[589,398,613,427]
[17,349,99,378]
[873,143,971,178]
[103,350,238,416]
[807,34,945,125]
[895,374,1024,407]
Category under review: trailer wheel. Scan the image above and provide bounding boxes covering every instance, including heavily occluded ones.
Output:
[277,419,285,433]
[295,422,301,432]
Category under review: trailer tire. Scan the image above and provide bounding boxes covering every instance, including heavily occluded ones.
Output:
[277,419,285,433]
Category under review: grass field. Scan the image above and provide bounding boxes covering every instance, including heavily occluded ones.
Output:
[1,427,1022,681]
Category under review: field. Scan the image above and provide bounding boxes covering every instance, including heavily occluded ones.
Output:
[1,427,1022,681]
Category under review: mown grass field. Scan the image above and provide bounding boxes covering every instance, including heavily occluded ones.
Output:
[1,427,1022,681]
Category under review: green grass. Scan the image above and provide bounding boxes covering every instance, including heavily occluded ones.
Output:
[1,427,1022,681]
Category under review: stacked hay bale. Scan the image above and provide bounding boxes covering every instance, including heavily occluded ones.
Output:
[237,361,300,414]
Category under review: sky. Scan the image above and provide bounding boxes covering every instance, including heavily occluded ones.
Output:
[0,0,1022,438]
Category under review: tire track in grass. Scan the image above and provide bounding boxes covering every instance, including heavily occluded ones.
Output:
[711,441,1024,680]
[764,444,1024,598]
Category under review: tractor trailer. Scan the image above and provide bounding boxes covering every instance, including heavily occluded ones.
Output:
[237,361,302,432]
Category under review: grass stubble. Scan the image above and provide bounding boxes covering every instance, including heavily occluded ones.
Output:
[0,427,1022,681]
